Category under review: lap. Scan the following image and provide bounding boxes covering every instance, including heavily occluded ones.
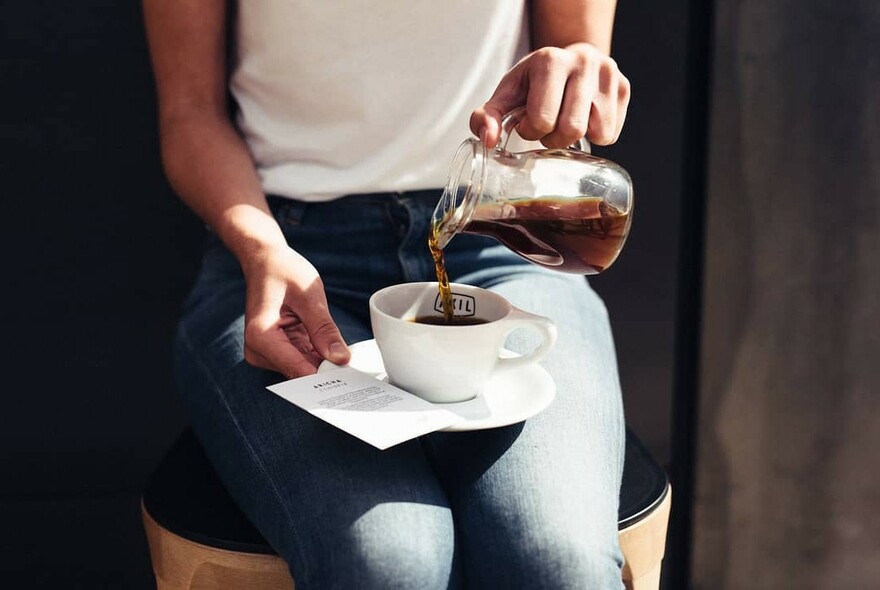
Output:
[173,195,625,588]
[425,257,626,586]
[173,256,454,588]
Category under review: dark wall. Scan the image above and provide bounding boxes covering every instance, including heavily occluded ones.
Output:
[0,1,687,586]
[595,1,689,466]
[1,1,197,586]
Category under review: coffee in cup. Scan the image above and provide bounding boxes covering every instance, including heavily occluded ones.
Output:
[369,282,557,403]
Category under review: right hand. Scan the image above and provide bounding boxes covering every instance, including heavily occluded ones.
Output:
[470,42,631,149]
[241,245,350,379]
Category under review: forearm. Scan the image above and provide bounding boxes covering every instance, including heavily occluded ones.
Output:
[143,0,284,271]
[159,112,286,272]
[529,0,618,54]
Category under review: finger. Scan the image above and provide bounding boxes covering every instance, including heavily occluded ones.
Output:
[243,343,281,374]
[469,105,502,149]
[614,74,632,142]
[516,48,569,142]
[587,59,621,146]
[297,286,350,365]
[244,326,320,378]
[470,62,528,149]
[280,320,329,367]
[245,287,321,377]
[541,69,595,149]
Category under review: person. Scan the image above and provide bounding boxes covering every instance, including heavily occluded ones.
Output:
[143,1,631,588]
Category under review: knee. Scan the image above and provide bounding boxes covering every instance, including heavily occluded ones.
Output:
[291,504,456,590]
[540,536,623,590]
[486,531,624,590]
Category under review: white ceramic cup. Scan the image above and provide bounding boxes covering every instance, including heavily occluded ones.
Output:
[369,282,557,403]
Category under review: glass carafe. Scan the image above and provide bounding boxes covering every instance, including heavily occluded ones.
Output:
[431,108,634,275]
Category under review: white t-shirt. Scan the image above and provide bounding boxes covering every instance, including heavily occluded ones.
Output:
[230,1,528,202]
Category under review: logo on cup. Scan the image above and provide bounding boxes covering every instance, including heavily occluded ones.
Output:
[433,292,476,316]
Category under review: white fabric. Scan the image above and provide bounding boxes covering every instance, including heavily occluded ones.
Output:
[230,0,528,202]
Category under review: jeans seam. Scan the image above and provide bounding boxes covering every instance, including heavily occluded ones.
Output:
[177,323,311,580]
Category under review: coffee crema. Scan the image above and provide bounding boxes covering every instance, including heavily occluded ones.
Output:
[410,315,489,326]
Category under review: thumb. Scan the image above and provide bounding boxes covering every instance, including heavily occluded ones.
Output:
[300,301,350,366]
[470,70,527,149]
[469,104,504,149]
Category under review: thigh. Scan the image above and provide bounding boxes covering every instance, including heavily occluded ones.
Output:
[426,259,626,589]
[174,236,456,590]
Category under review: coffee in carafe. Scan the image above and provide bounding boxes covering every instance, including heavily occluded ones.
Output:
[429,107,634,320]
[463,196,629,274]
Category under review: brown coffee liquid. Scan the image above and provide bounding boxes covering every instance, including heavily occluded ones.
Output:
[464,197,630,274]
[411,316,489,326]
[428,226,455,322]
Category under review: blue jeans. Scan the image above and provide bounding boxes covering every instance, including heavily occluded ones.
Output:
[174,190,626,589]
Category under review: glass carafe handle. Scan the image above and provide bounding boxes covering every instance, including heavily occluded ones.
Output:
[499,107,592,154]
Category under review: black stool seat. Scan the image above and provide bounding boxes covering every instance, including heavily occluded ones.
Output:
[143,428,668,554]
[619,429,670,529]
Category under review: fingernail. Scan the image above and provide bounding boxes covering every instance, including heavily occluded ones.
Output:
[479,127,489,144]
[329,341,348,362]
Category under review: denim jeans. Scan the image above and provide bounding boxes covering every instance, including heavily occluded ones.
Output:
[173,190,626,589]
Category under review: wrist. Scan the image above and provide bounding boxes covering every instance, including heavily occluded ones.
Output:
[564,41,606,57]
[214,204,289,276]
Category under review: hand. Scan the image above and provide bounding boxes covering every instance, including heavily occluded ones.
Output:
[470,42,631,149]
[241,245,350,379]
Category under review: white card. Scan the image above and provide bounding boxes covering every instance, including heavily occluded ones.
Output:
[267,367,465,450]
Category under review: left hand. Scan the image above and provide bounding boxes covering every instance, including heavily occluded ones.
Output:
[470,42,631,149]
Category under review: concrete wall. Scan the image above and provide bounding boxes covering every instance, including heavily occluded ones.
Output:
[692,1,880,587]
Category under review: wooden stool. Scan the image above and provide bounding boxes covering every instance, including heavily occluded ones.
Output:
[142,429,670,590]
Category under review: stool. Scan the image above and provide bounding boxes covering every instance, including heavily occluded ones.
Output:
[142,429,670,590]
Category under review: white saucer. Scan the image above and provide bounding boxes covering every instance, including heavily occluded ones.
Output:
[318,339,556,432]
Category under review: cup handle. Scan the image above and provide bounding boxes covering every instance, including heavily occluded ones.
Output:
[499,107,592,155]
[494,308,558,373]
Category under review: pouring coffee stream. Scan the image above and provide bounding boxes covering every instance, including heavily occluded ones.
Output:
[429,107,635,322]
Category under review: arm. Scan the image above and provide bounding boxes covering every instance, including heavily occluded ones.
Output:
[143,0,349,377]
[530,0,617,53]
[143,0,278,264]
[471,0,630,148]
